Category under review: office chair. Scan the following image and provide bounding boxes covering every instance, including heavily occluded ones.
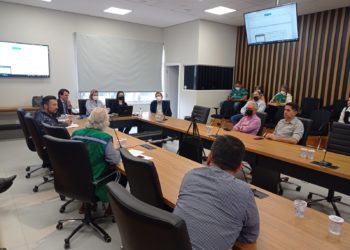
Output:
[309,109,331,149]
[17,108,43,178]
[78,99,88,116]
[279,117,313,195]
[211,101,236,120]
[265,106,284,129]
[184,105,210,124]
[329,99,347,122]
[256,112,267,136]
[107,182,192,250]
[44,135,114,249]
[24,114,53,192]
[307,122,350,216]
[105,98,114,110]
[119,148,169,210]
[300,97,321,118]
[43,123,74,213]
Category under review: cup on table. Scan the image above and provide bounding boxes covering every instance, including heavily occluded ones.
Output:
[307,149,315,160]
[300,148,308,158]
[328,215,344,235]
[294,200,307,218]
[205,125,213,133]
[155,114,162,121]
[119,138,127,148]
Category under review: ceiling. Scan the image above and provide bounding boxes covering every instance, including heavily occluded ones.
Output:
[1,0,350,27]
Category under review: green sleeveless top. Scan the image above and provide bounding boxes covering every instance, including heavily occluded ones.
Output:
[72,128,112,202]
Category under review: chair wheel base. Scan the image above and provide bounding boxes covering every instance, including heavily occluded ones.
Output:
[26,173,30,179]
[296,186,301,191]
[26,166,30,171]
[56,222,63,230]
[104,235,111,243]
[59,207,65,213]
[64,239,70,249]
[307,193,313,199]
[33,186,38,192]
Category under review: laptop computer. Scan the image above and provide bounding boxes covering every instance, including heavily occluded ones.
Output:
[118,105,133,117]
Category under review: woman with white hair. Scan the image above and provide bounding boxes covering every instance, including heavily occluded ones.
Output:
[71,107,123,214]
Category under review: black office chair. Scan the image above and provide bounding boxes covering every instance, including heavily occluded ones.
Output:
[119,148,168,210]
[329,99,347,122]
[265,106,284,129]
[24,114,53,192]
[300,97,321,118]
[107,182,192,250]
[307,122,350,216]
[17,108,43,178]
[178,135,204,163]
[78,99,88,116]
[43,123,73,212]
[211,101,236,119]
[309,109,331,149]
[279,117,313,195]
[256,112,267,136]
[43,135,113,249]
[105,98,114,110]
[185,105,210,124]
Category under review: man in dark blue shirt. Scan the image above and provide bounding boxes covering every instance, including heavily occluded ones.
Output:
[34,95,71,135]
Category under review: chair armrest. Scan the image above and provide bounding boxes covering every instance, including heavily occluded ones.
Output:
[92,170,118,186]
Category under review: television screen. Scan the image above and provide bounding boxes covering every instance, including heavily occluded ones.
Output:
[0,41,50,77]
[244,3,298,45]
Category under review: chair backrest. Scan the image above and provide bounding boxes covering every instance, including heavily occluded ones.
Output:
[300,97,321,118]
[17,108,36,152]
[43,123,71,139]
[256,112,267,136]
[105,98,115,109]
[24,114,50,165]
[191,105,210,124]
[327,122,350,156]
[310,109,331,135]
[331,99,347,121]
[297,117,313,146]
[178,136,203,163]
[107,182,192,250]
[119,148,164,209]
[219,101,235,118]
[43,135,95,202]
[78,99,88,116]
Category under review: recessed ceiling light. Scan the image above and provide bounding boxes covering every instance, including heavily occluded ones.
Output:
[41,0,52,2]
[104,7,132,15]
[205,6,236,15]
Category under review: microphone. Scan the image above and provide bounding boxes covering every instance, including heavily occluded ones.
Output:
[113,128,122,148]
[209,119,225,138]
[318,149,332,167]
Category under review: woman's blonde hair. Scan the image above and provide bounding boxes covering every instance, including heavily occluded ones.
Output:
[89,89,98,100]
[86,107,110,130]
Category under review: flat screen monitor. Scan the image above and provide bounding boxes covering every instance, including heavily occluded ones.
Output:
[0,41,50,77]
[244,3,298,45]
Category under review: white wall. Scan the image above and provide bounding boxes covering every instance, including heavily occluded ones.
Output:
[0,2,163,107]
[164,20,237,119]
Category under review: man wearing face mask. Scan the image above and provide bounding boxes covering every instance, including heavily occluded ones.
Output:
[233,102,261,135]
[86,89,105,116]
[228,82,248,114]
[231,91,266,125]
[150,91,172,117]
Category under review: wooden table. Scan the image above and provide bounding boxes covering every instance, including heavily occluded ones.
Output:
[67,117,350,249]
[0,106,39,112]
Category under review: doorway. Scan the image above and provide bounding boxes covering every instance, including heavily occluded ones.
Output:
[165,65,179,118]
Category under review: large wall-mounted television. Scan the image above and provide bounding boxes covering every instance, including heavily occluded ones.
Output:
[244,3,298,45]
[0,41,50,78]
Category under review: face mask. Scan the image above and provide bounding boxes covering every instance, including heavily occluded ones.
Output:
[156,96,162,102]
[92,96,98,101]
[245,109,253,116]
[118,96,124,101]
[280,91,286,95]
[253,96,259,102]
[235,87,240,91]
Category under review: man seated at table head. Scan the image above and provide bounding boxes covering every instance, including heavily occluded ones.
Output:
[233,102,261,135]
[174,135,260,249]
[57,88,72,116]
[34,95,72,135]
[231,91,266,125]
[71,107,125,212]
[228,81,248,114]
[265,102,304,144]
[150,91,172,117]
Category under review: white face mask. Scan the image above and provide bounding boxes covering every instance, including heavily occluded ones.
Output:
[92,96,98,101]
[156,96,162,102]
[280,91,286,95]
[235,87,240,91]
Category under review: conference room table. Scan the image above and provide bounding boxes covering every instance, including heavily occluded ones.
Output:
[68,116,350,250]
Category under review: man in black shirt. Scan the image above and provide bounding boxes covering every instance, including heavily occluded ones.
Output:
[34,95,71,135]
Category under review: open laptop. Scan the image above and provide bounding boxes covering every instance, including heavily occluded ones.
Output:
[118,105,133,117]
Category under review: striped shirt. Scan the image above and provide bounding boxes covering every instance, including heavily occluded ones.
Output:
[174,166,260,250]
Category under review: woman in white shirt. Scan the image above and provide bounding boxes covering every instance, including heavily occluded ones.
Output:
[338,97,350,124]
[85,89,105,116]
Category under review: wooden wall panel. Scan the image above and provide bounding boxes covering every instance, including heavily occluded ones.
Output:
[235,7,350,107]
